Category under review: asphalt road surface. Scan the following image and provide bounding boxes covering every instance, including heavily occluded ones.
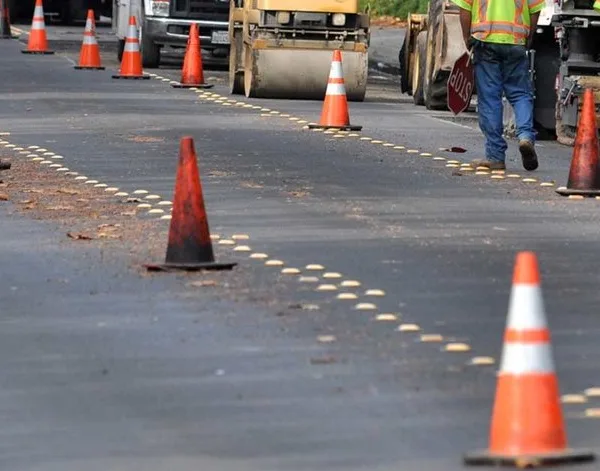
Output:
[1,25,600,471]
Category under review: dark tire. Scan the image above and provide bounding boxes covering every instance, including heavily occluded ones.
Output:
[141,22,160,68]
[424,0,450,110]
[413,31,427,106]
[117,38,125,62]
[399,36,410,94]
[229,30,244,94]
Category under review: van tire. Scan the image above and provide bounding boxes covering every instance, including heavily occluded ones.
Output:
[140,23,161,68]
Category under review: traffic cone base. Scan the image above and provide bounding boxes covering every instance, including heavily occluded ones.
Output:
[309,50,362,132]
[557,88,600,197]
[172,83,214,89]
[22,50,54,55]
[112,74,150,80]
[464,448,595,467]
[464,252,595,467]
[308,123,362,132]
[76,65,105,70]
[144,137,236,273]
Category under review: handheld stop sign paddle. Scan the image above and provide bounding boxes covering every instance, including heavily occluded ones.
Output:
[447,50,475,115]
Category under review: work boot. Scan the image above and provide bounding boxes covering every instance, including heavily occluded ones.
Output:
[471,159,506,170]
[0,160,11,170]
[519,140,539,171]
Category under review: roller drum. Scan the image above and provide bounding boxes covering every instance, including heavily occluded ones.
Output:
[246,49,368,102]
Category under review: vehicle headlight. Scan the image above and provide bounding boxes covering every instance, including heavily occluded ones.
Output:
[332,13,346,26]
[151,0,170,17]
[276,11,291,24]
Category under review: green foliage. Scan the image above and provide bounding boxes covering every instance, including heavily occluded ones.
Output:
[359,0,429,19]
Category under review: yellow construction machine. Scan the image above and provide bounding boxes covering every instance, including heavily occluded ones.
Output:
[229,0,370,101]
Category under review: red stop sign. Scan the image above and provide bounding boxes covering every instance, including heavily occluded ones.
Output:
[447,52,475,115]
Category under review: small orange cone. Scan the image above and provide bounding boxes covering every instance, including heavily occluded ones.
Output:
[308,50,362,132]
[75,10,104,70]
[22,0,54,54]
[464,252,595,467]
[145,137,236,272]
[112,16,149,80]
[557,88,600,197]
[172,23,213,89]
[0,0,16,39]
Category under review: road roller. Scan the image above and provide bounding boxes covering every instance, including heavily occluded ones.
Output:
[229,0,370,102]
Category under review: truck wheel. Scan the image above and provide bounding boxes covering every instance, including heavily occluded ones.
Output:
[412,31,427,106]
[140,23,161,68]
[117,39,125,62]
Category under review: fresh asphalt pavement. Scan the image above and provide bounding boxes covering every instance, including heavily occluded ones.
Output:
[0,27,600,471]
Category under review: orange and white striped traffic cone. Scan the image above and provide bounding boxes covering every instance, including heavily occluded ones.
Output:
[0,0,16,39]
[308,50,361,132]
[112,16,149,80]
[172,23,213,89]
[464,252,595,467]
[22,0,54,55]
[75,10,104,70]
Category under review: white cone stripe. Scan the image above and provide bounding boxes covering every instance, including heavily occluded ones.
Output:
[32,20,45,29]
[329,61,344,79]
[123,42,139,52]
[325,83,346,96]
[500,343,555,374]
[506,285,547,330]
[83,36,98,45]
[127,25,137,38]
[33,6,44,16]
[85,19,93,31]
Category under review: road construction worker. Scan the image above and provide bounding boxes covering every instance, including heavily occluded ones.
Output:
[595,0,600,11]
[452,0,544,171]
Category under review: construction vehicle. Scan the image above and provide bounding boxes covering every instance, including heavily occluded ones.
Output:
[228,0,370,101]
[113,0,230,68]
[399,0,600,145]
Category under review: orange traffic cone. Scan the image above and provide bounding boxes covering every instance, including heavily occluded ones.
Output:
[22,0,54,54]
[112,16,149,80]
[557,88,600,197]
[464,252,595,467]
[75,10,104,70]
[145,137,237,272]
[172,23,213,89]
[0,0,16,39]
[308,50,362,132]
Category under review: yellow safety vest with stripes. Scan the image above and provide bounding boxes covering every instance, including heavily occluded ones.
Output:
[595,0,600,11]
[451,0,545,45]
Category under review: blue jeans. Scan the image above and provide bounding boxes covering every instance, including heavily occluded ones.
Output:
[473,41,535,163]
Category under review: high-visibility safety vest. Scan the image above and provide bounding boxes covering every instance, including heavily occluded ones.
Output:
[595,0,600,11]
[451,0,545,45]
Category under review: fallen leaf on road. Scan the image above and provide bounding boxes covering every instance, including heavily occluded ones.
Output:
[0,193,8,201]
[441,146,467,153]
[187,280,218,288]
[67,232,94,241]
[19,199,33,204]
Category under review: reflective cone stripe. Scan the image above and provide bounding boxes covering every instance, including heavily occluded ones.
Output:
[24,0,52,53]
[76,10,103,69]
